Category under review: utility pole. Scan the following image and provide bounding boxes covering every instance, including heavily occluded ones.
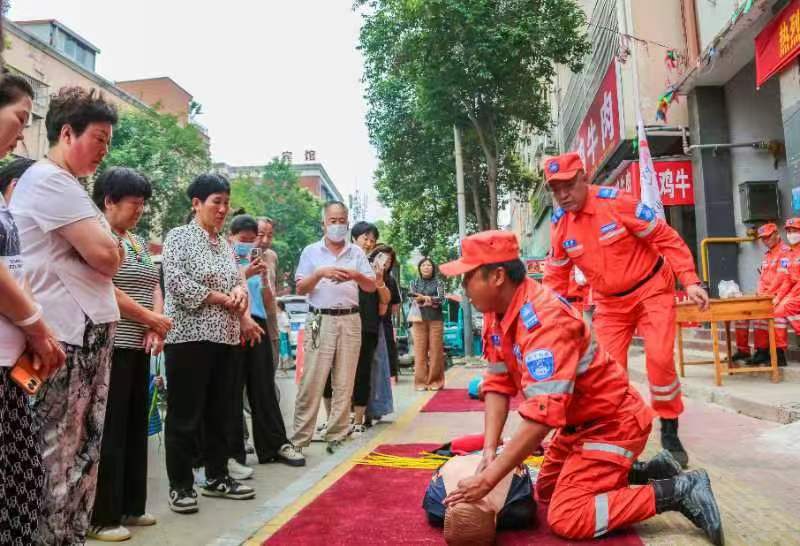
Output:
[454,125,473,356]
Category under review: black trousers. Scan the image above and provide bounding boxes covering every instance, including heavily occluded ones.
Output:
[324,331,379,407]
[226,317,290,464]
[165,341,233,491]
[92,348,150,526]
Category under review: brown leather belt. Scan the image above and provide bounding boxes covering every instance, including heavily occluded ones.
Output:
[610,256,664,297]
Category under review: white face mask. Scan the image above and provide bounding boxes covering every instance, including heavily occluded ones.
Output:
[326,224,349,243]
[788,232,800,246]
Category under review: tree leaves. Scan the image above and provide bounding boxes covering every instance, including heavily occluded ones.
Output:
[99,110,210,240]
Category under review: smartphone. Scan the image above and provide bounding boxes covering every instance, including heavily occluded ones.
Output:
[249,247,263,261]
[10,353,45,395]
[374,252,389,270]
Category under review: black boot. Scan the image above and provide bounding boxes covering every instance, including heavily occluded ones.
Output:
[628,449,683,485]
[653,470,724,546]
[730,351,750,365]
[748,348,770,366]
[660,418,689,468]
[777,348,787,367]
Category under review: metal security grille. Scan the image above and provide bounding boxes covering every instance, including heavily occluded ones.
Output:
[559,0,619,150]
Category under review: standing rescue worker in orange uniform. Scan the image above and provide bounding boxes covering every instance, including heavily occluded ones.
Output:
[440,231,723,545]
[733,223,789,366]
[542,152,709,468]
[765,218,800,366]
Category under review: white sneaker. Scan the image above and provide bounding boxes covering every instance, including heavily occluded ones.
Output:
[227,458,254,480]
[121,513,156,526]
[277,443,306,467]
[87,525,131,542]
[313,422,328,442]
[350,424,367,437]
[192,467,207,487]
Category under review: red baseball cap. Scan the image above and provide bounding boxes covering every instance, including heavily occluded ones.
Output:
[786,218,800,230]
[757,223,777,238]
[544,152,584,183]
[439,231,520,276]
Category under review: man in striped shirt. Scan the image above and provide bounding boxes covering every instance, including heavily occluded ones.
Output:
[440,231,722,546]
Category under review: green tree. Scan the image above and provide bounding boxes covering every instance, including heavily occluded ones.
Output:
[230,157,323,281]
[359,0,589,230]
[99,109,210,239]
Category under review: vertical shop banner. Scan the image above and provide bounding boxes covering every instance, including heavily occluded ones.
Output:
[612,160,694,206]
[571,60,621,180]
[755,0,800,88]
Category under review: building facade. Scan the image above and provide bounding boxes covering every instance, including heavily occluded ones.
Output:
[3,18,205,159]
[214,151,344,203]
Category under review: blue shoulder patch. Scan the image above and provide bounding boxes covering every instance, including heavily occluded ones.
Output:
[519,303,540,331]
[781,258,790,268]
[563,239,578,249]
[551,206,565,224]
[524,349,555,381]
[597,187,619,199]
[635,202,655,222]
[490,334,501,347]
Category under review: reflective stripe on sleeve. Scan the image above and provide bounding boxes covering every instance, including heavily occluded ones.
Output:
[487,362,508,375]
[577,342,597,375]
[787,314,800,321]
[594,493,609,537]
[634,219,658,238]
[584,442,634,459]
[523,380,574,398]
[549,257,570,267]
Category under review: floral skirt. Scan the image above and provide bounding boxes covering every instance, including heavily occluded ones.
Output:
[33,318,116,546]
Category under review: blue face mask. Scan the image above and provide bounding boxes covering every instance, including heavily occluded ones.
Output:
[233,242,254,264]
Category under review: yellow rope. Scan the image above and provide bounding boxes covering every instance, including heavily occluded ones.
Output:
[353,450,544,470]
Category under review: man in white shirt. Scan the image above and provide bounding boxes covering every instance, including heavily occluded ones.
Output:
[292,201,376,454]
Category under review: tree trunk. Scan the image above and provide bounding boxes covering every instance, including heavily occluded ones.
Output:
[468,178,485,231]
[467,111,499,230]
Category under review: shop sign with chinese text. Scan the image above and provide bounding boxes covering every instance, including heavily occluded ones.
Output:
[570,60,622,181]
[611,160,694,206]
[755,0,800,88]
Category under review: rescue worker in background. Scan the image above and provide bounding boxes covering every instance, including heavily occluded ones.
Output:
[440,231,723,545]
[733,223,789,366]
[542,152,709,468]
[764,218,800,367]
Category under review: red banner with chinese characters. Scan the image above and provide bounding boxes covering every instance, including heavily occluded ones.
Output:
[611,160,694,206]
[571,60,621,180]
[755,0,800,88]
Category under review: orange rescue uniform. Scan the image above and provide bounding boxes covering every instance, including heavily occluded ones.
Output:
[544,186,700,419]
[481,277,656,540]
[772,242,800,349]
[734,242,790,352]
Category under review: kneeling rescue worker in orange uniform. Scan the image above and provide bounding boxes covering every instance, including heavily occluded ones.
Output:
[440,231,723,545]
[542,152,709,468]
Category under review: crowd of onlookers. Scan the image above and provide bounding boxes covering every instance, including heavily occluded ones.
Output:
[0,74,450,545]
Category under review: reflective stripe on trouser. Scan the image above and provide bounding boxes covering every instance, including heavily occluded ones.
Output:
[535,394,656,540]
[594,289,684,419]
[772,298,800,349]
[290,314,362,446]
[734,320,751,353]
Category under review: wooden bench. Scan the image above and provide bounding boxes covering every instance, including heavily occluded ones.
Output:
[675,296,781,386]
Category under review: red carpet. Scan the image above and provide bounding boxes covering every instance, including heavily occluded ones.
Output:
[421,388,524,412]
[264,443,643,546]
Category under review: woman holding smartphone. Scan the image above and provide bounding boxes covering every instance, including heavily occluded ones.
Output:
[0,72,66,546]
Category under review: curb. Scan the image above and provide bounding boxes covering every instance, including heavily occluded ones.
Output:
[626,365,800,424]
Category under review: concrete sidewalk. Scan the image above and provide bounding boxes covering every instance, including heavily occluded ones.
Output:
[628,346,800,424]
[92,358,800,545]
